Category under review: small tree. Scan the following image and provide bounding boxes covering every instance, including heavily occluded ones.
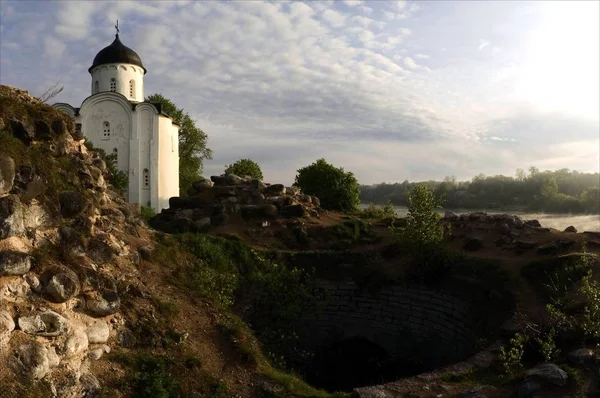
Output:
[391,184,446,251]
[224,158,264,180]
[294,158,360,212]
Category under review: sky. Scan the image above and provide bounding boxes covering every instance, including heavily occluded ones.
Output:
[0,0,599,186]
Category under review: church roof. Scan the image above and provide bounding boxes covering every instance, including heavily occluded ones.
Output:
[89,34,146,74]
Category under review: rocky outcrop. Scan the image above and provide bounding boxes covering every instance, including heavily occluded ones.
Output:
[150,173,323,234]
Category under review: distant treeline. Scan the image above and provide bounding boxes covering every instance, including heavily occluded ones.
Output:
[359,167,600,214]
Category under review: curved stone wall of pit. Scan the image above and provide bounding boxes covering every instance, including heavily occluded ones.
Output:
[299,280,478,367]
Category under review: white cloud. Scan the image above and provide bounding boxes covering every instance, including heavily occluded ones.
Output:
[403,56,418,69]
[321,8,346,28]
[343,0,364,7]
[359,5,373,15]
[55,2,101,40]
[414,53,430,59]
[43,36,66,62]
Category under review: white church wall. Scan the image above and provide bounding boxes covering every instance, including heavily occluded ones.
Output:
[157,115,179,212]
[80,95,132,200]
[137,107,155,209]
[90,63,144,101]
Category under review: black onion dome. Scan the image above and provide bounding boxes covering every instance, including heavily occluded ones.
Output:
[88,34,146,74]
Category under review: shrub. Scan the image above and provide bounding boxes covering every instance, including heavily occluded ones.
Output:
[545,242,600,342]
[355,200,396,220]
[140,206,156,222]
[224,158,264,180]
[498,332,527,376]
[294,158,360,212]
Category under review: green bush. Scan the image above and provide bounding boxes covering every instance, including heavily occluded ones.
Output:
[294,158,360,212]
[498,332,527,376]
[224,158,264,180]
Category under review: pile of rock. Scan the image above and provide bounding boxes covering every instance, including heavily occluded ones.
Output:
[1,84,152,396]
[442,211,581,254]
[150,174,322,234]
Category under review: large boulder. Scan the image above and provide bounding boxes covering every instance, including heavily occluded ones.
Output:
[0,153,15,195]
[42,268,81,303]
[168,196,187,209]
[0,194,24,239]
[87,238,115,265]
[192,217,211,232]
[86,321,110,344]
[63,327,89,358]
[191,178,213,193]
[58,190,88,219]
[211,174,245,186]
[524,363,568,386]
[264,184,286,197]
[10,340,50,379]
[282,204,305,218]
[250,179,267,190]
[524,219,542,228]
[567,348,594,366]
[0,251,34,276]
[85,290,121,317]
[17,311,69,337]
[0,309,15,334]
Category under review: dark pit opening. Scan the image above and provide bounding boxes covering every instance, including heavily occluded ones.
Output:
[283,280,514,392]
[306,336,393,391]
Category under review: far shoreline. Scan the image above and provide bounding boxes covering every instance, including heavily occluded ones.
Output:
[359,203,600,232]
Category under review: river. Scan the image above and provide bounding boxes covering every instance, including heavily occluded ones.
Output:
[359,204,600,232]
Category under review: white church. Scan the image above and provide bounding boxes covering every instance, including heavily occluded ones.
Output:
[54,25,179,212]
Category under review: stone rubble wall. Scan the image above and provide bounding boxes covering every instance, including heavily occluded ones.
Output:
[1,84,152,397]
[150,174,323,234]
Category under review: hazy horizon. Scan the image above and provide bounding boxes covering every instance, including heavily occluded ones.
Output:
[1,0,598,186]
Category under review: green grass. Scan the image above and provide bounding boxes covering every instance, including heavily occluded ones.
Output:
[218,314,349,398]
[109,352,230,398]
